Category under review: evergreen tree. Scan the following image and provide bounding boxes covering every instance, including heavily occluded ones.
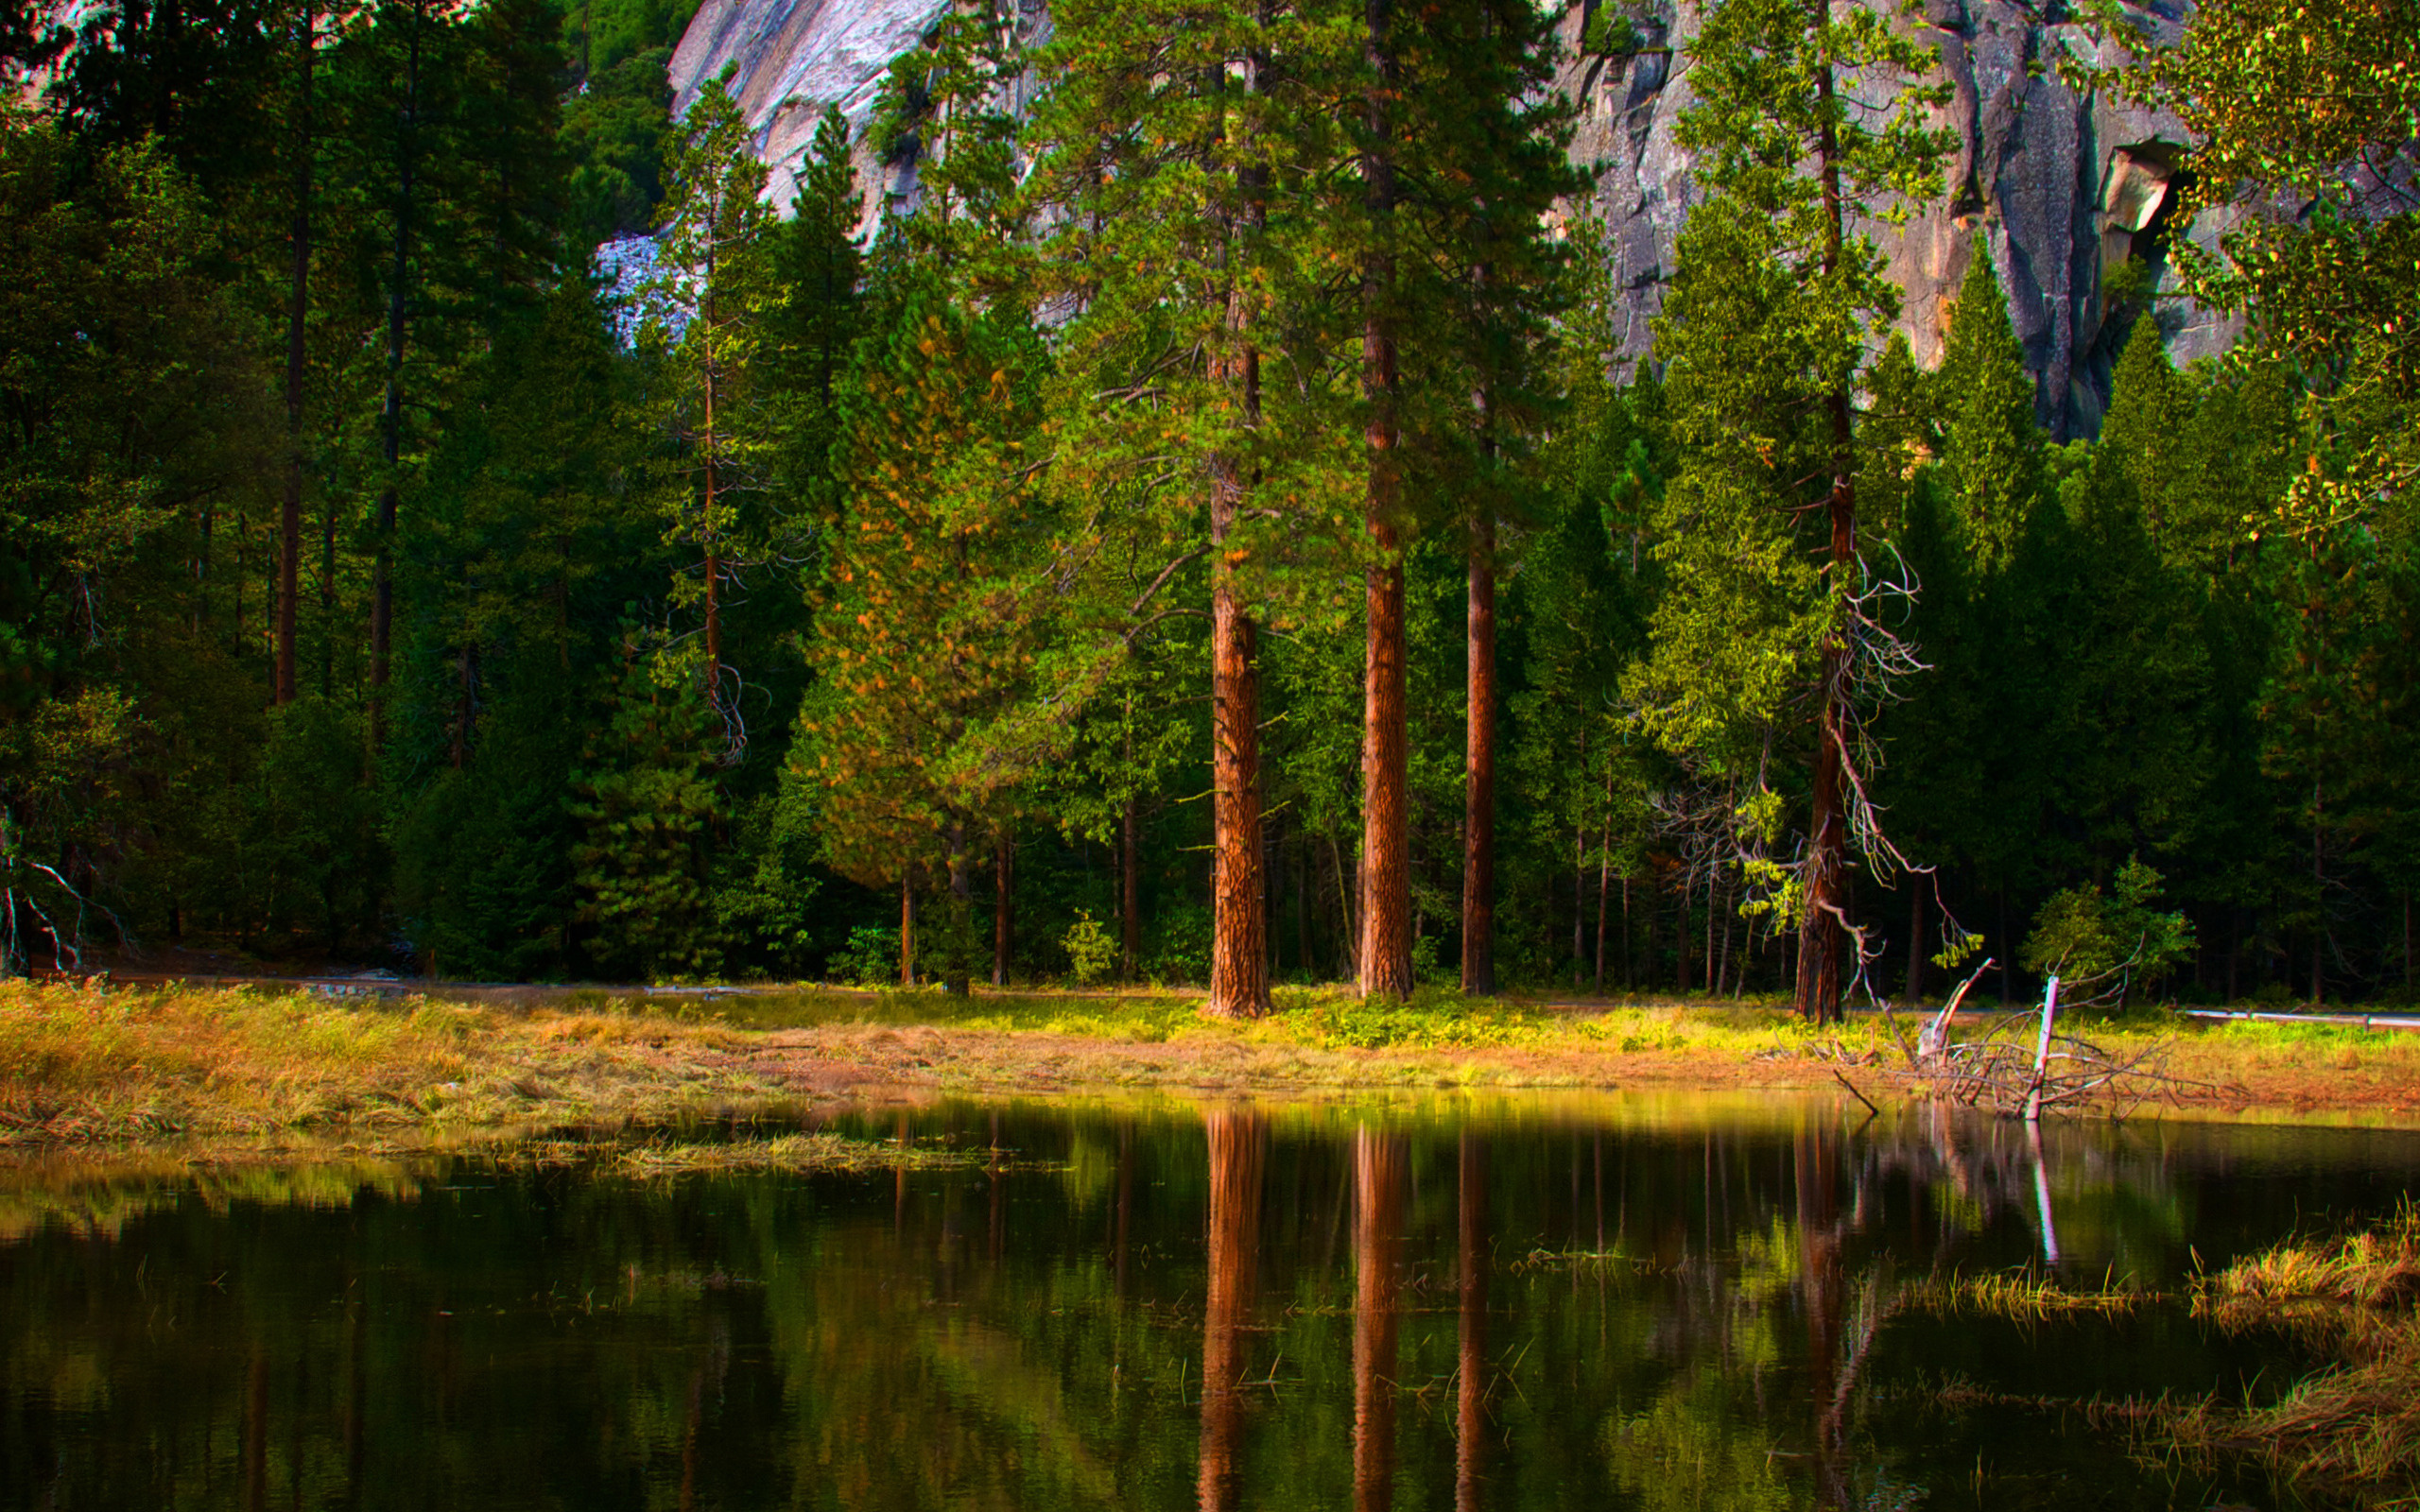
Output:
[1634,0,1951,1022]
[640,71,780,729]
[764,106,864,517]
[1388,0,1575,996]
[1936,242,2043,569]
[572,642,727,980]
[790,287,1053,994]
[1021,0,1356,1017]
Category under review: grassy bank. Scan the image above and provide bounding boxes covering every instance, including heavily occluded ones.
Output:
[0,980,788,1145]
[5,978,2418,1150]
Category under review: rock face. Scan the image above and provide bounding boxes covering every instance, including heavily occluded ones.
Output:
[1563,0,2234,436]
[670,0,2233,436]
[667,0,955,220]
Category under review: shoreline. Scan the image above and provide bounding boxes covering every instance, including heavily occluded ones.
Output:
[4,980,2418,1167]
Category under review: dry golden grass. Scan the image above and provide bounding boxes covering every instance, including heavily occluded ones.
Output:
[0,980,794,1147]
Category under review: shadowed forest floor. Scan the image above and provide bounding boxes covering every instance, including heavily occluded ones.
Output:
[5,979,2418,1153]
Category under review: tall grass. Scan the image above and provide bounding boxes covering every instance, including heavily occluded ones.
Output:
[2162,1203,2420,1507]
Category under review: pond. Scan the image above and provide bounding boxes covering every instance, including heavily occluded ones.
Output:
[2,1095,2413,1510]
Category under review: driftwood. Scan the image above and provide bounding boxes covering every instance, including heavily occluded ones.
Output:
[1880,967,2207,1122]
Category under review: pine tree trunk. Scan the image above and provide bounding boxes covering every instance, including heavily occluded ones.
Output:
[1205,14,1270,1021]
[276,0,316,710]
[1462,513,1496,995]
[1794,10,1854,1027]
[1572,824,1586,988]
[1357,0,1410,1001]
[1622,874,1634,990]
[900,877,915,988]
[2311,778,2325,1008]
[993,835,1012,988]
[1209,530,1267,1016]
[945,825,972,996]
[1593,787,1613,994]
[1117,794,1140,981]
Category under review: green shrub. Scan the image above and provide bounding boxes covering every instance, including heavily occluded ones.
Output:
[826,925,901,988]
[1062,911,1117,986]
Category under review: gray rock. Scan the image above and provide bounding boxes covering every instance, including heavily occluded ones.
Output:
[670,0,2239,435]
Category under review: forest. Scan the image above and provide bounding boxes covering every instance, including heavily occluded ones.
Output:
[0,0,2411,1019]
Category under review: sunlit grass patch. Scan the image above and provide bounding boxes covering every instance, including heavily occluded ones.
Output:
[0,980,794,1147]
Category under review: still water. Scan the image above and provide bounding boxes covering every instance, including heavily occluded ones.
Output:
[2,1096,2413,1510]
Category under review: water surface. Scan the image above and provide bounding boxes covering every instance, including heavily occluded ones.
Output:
[3,1095,2413,1510]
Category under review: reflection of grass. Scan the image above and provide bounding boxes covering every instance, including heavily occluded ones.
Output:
[1511,1246,1664,1277]
[1900,1271,2156,1320]
[614,1132,991,1177]
[2160,1203,2420,1507]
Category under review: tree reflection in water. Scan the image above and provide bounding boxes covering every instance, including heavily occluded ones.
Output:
[0,1102,2405,1511]
[1352,1125,1408,1512]
[1196,1109,1263,1512]
[1456,1131,1488,1512]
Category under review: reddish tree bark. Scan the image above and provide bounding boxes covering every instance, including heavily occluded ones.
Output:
[1206,22,1271,1021]
[1209,498,1269,1018]
[1462,514,1496,995]
[993,835,1012,988]
[1357,0,1412,1000]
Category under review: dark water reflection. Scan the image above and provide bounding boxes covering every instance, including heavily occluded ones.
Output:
[2,1096,2415,1510]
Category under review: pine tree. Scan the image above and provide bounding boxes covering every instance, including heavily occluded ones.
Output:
[1021,0,1356,1017]
[641,71,779,727]
[1936,241,2043,569]
[765,106,864,515]
[1634,0,1951,1022]
[1380,0,1574,997]
[790,286,1054,995]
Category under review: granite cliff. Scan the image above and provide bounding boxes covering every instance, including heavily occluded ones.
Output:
[667,0,2233,436]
